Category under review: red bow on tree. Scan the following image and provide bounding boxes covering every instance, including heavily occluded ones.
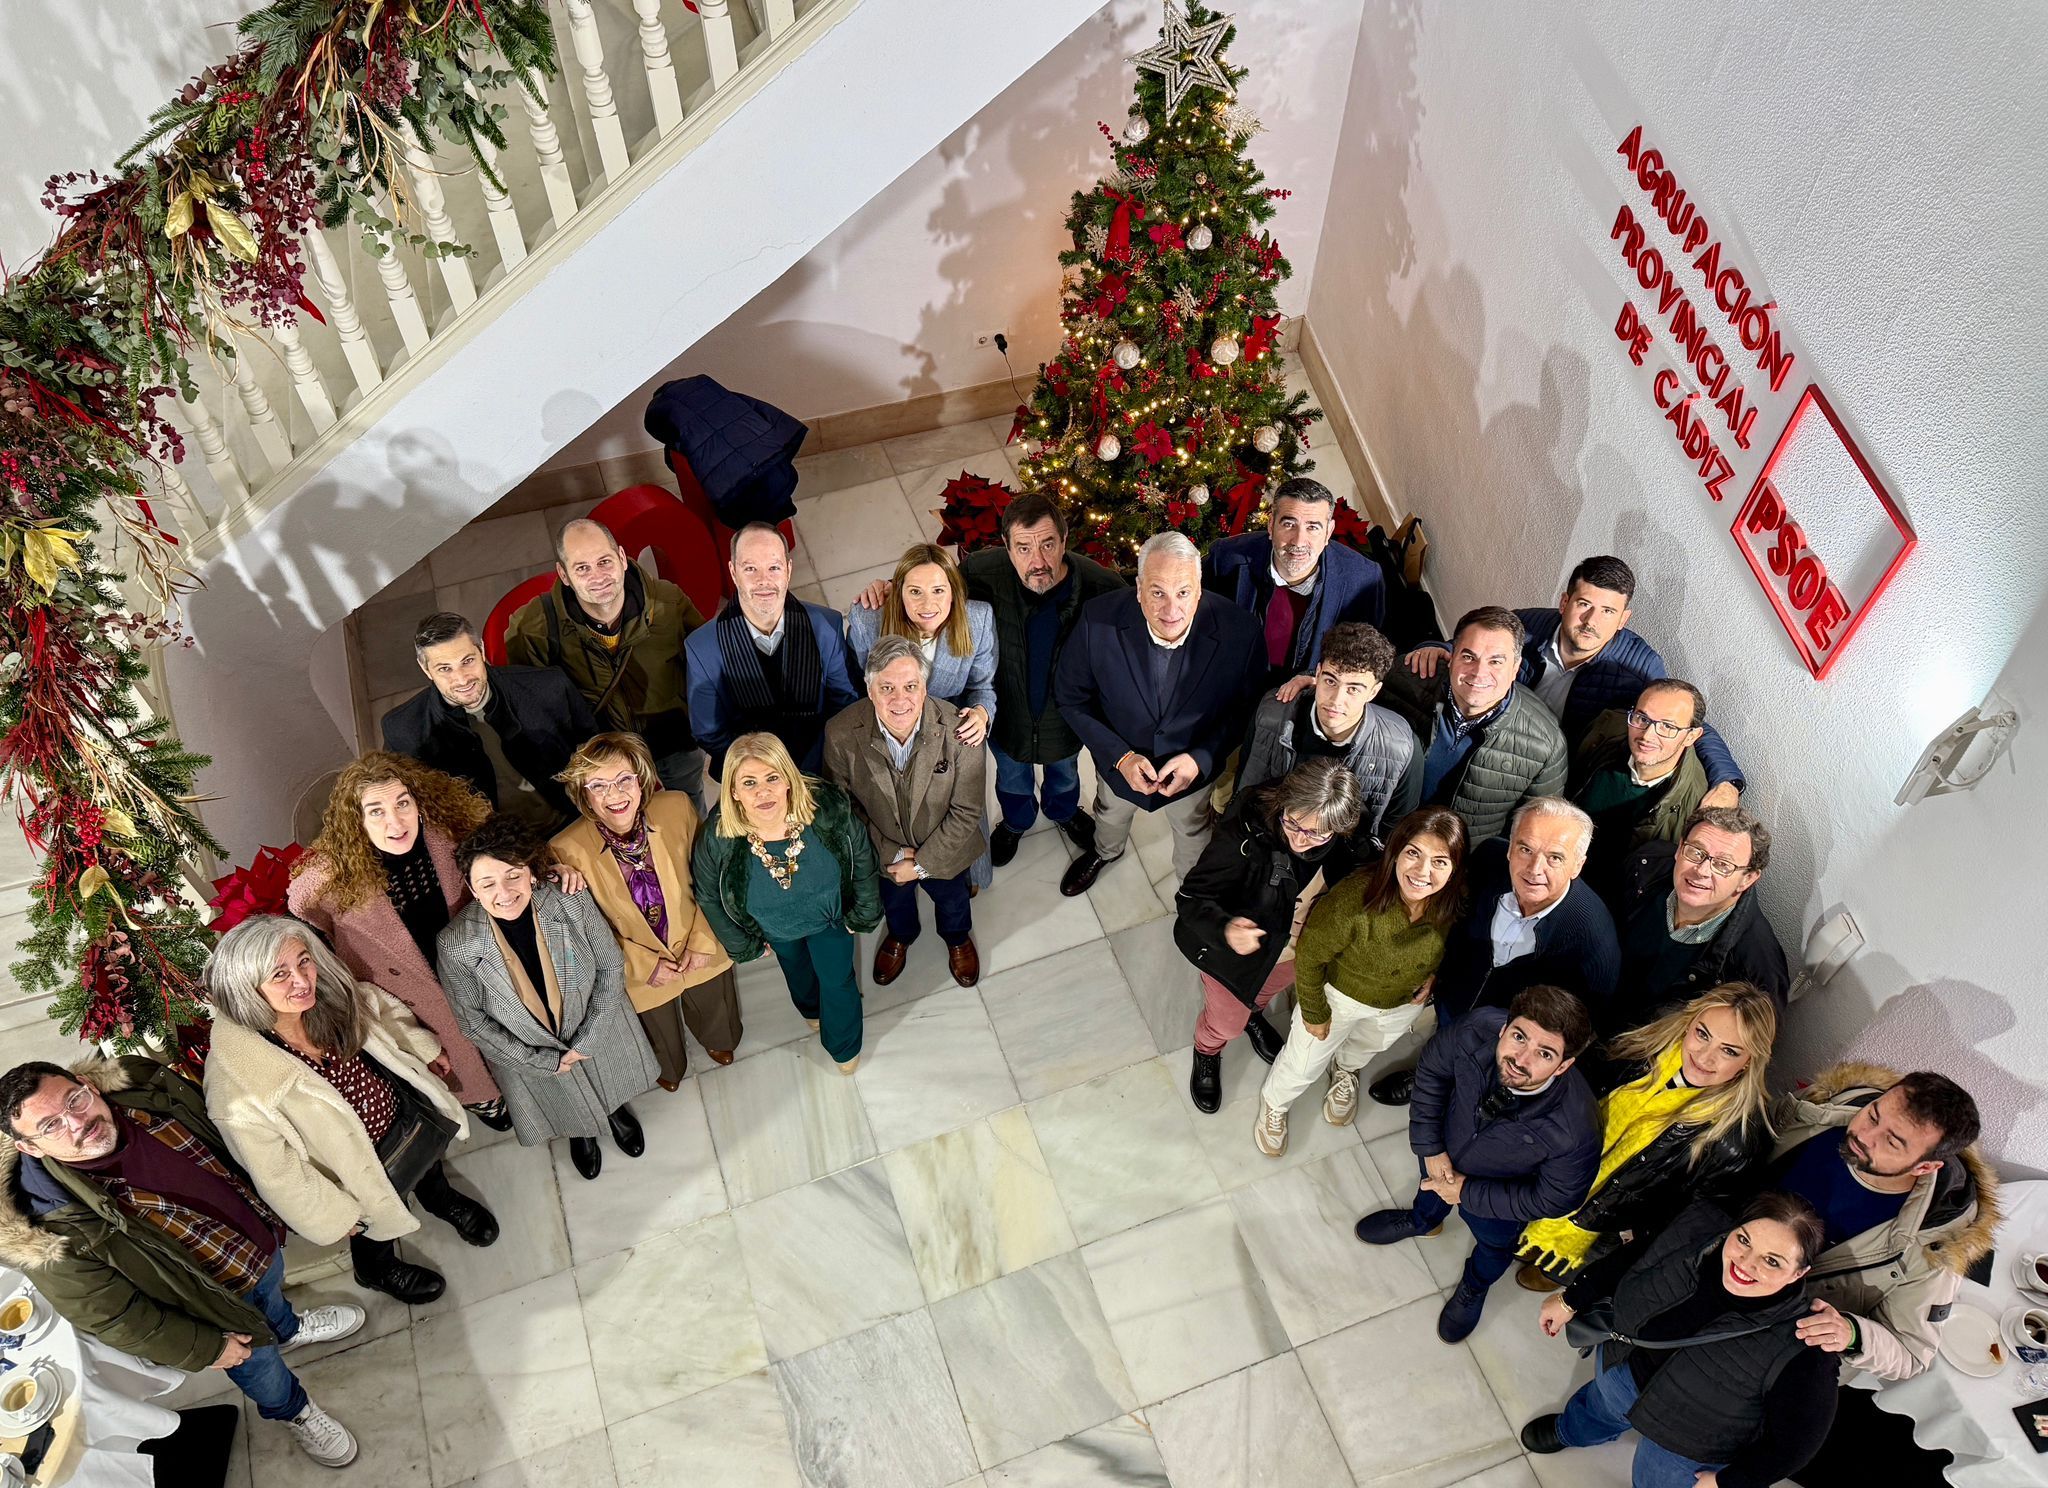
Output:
[1102,189,1148,263]
[1006,404,1031,445]
[1092,363,1128,425]
[1222,463,1267,535]
[1132,421,1173,465]
[207,843,306,933]
[935,472,1016,554]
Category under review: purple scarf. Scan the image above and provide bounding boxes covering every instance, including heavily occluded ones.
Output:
[600,813,668,942]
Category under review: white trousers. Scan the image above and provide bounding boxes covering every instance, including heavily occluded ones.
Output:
[1260,990,1429,1114]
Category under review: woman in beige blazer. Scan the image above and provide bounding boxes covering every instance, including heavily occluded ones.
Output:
[552,731,742,1086]
[202,915,501,1306]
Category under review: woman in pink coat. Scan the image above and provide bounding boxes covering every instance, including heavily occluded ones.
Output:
[288,752,513,1127]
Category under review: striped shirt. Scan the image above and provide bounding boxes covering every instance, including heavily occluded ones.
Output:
[76,1110,282,1295]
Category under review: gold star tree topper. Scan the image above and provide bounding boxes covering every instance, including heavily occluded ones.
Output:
[1129,3,1235,119]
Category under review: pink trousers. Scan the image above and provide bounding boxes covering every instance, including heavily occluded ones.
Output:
[1193,959,1296,1055]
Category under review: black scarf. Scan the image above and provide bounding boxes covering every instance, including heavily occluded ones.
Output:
[715,595,823,727]
[380,835,451,973]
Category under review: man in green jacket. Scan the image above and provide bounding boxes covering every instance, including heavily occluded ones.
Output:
[506,518,710,805]
[1565,677,1710,905]
[0,1058,365,1467]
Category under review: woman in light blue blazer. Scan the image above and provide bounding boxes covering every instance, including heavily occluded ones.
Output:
[846,542,997,886]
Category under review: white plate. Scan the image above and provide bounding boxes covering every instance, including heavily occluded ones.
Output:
[0,1360,62,1435]
[1938,1304,2006,1378]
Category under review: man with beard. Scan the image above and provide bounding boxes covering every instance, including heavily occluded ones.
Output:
[1354,985,1600,1342]
[1403,555,1747,802]
[1205,476,1386,693]
[506,518,710,805]
[1759,1068,1996,1487]
[684,523,858,778]
[957,494,1125,867]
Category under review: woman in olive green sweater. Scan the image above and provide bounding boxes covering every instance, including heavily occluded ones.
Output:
[1255,807,1469,1156]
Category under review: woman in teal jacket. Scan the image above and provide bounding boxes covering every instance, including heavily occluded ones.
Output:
[692,731,881,1071]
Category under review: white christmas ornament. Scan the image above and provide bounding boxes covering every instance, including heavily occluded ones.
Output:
[1252,424,1282,453]
[1112,340,1142,370]
[1123,113,1151,144]
[1188,483,1211,506]
[1129,2,1236,119]
[1210,335,1241,366]
[1096,433,1122,461]
[1186,223,1213,251]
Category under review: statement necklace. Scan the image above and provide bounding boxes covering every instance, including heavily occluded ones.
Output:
[747,826,806,890]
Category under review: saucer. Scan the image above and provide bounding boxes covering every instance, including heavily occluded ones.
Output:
[2001,1305,2048,1362]
[0,1359,61,1436]
[2011,1256,2048,1302]
[1937,1304,2006,1378]
[0,1295,53,1348]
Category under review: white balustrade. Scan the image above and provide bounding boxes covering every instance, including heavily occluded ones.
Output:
[761,0,796,40]
[179,395,250,509]
[699,0,740,88]
[153,460,211,542]
[518,68,581,230]
[402,124,478,312]
[229,344,294,473]
[273,316,338,432]
[302,230,383,398]
[631,0,685,135]
[564,0,633,181]
[368,216,433,356]
[465,82,529,271]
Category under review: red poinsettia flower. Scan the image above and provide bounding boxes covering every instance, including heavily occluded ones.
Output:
[1147,222,1185,251]
[1165,499,1198,529]
[936,472,1016,553]
[1132,422,1173,465]
[207,843,306,933]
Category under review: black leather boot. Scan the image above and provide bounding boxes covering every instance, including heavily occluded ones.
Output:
[569,1137,602,1180]
[608,1105,646,1158]
[417,1187,500,1248]
[352,1255,446,1305]
[1242,1013,1285,1064]
[1189,1049,1224,1114]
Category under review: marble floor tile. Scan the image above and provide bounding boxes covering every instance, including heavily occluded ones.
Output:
[550,1078,726,1264]
[1527,1440,1633,1487]
[795,443,896,499]
[772,1310,978,1488]
[1230,1148,1439,1346]
[881,422,1008,475]
[407,1136,573,1321]
[1146,1352,1352,1488]
[1027,1058,1219,1244]
[415,1271,603,1486]
[1081,1198,1289,1404]
[436,572,534,641]
[279,1263,414,1368]
[577,1212,767,1422]
[1461,1276,1600,1436]
[731,952,821,1058]
[1107,917,1201,1054]
[733,1161,926,1359]
[1296,1297,1519,1488]
[1364,1131,1475,1292]
[791,476,924,581]
[820,559,899,613]
[1083,848,1173,933]
[449,1430,618,1488]
[928,1253,1137,1468]
[700,1039,879,1204]
[427,510,554,587]
[980,1415,1167,1486]
[882,1107,1077,1303]
[608,1371,803,1488]
[979,940,1158,1101]
[853,986,1020,1151]
[1447,1457,1542,1488]
[972,828,1105,977]
[1170,1041,1364,1191]
[245,1328,430,1488]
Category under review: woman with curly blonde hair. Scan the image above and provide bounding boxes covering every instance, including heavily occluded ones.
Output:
[288,752,513,1126]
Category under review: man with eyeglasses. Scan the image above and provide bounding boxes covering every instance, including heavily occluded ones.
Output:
[1566,679,1710,906]
[0,1059,365,1466]
[1609,805,1791,1037]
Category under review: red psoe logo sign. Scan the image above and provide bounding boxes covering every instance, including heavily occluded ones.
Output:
[1731,385,1915,679]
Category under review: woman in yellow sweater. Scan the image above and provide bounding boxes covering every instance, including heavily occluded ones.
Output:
[1255,807,1468,1157]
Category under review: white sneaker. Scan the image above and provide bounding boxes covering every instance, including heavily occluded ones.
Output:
[286,1303,366,1351]
[1254,1099,1289,1158]
[287,1400,359,1467]
[1323,1067,1360,1127]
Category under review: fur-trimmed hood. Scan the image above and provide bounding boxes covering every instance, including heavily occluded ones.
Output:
[1778,1059,2001,1276]
[0,1054,149,1270]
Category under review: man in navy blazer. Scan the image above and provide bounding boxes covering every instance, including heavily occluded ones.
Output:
[1403,555,1746,797]
[1204,477,1386,692]
[1054,532,1264,897]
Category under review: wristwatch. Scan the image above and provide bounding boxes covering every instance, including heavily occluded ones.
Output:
[913,863,930,880]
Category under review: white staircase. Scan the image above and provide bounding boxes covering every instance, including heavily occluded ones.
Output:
[149,0,1106,855]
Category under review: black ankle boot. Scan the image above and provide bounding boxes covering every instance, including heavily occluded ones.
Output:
[419,1188,500,1248]
[989,822,1022,868]
[353,1256,445,1305]
[1242,1013,1285,1064]
[1189,1049,1223,1114]
[1521,1413,1566,1454]
[569,1137,602,1180]
[608,1105,645,1157]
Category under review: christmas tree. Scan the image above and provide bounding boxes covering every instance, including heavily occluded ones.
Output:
[1012,1,1323,566]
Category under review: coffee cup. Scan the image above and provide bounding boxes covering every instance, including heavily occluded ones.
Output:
[0,1297,29,1334]
[2008,1304,2048,1366]
[2018,1251,2048,1299]
[0,1375,35,1417]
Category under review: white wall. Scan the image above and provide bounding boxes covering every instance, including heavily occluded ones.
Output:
[1310,2,2048,1163]
[546,0,1367,466]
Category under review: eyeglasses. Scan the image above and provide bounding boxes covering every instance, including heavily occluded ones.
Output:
[1626,708,1696,740]
[1282,814,1334,846]
[583,773,638,800]
[28,1086,94,1140]
[1679,843,1752,878]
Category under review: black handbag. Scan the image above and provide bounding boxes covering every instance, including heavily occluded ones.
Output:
[361,1052,461,1199]
[1565,1299,1782,1357]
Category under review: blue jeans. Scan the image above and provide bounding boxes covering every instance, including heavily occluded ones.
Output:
[1409,1157,1523,1293]
[1558,1351,1725,1488]
[226,1249,307,1421]
[990,742,1081,832]
[880,868,973,946]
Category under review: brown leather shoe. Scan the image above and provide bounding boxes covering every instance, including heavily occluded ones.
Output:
[707,1049,736,1066]
[947,938,980,987]
[657,1077,682,1092]
[872,936,909,985]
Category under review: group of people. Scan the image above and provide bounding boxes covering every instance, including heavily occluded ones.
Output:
[0,478,1998,1485]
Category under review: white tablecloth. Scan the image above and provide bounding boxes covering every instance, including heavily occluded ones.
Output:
[1858,1178,2048,1486]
